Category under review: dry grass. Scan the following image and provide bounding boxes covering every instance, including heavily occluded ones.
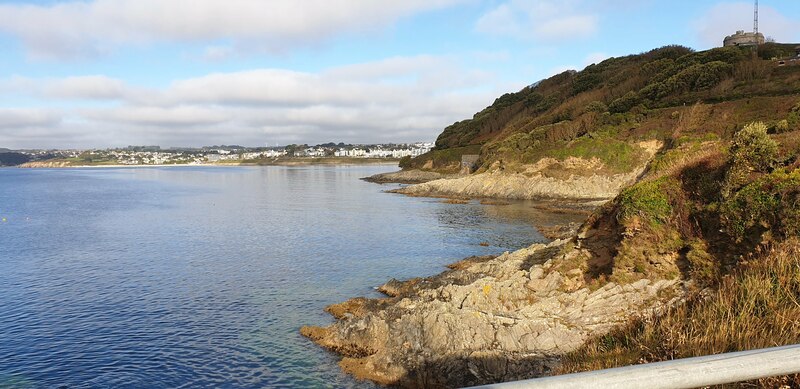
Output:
[557,238,800,387]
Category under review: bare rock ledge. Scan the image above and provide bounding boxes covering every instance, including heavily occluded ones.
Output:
[301,239,684,387]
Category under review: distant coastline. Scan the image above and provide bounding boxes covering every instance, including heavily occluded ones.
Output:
[17,157,400,168]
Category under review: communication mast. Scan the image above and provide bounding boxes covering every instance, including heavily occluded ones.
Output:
[754,0,759,35]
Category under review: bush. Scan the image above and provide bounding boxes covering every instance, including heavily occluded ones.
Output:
[722,122,778,197]
[584,100,608,113]
[721,169,800,242]
[617,178,675,226]
[573,70,602,95]
[775,119,790,134]
[788,112,800,132]
[662,61,733,94]
[398,155,412,169]
[609,91,641,114]
[686,240,718,286]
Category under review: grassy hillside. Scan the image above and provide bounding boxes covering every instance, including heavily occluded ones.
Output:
[411,43,800,172]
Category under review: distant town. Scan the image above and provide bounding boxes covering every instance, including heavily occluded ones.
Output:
[0,142,435,167]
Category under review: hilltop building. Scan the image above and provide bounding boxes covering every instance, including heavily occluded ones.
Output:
[723,0,765,47]
[723,30,765,47]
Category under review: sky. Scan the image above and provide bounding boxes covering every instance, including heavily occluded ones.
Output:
[0,0,798,149]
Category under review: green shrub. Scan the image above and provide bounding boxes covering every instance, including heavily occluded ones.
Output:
[641,58,676,77]
[609,91,641,113]
[775,119,790,134]
[639,82,667,100]
[661,61,733,95]
[686,240,718,286]
[722,122,778,197]
[585,100,608,113]
[721,169,800,242]
[398,155,412,169]
[617,178,675,225]
[573,70,602,95]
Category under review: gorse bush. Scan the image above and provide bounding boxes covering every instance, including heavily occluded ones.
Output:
[775,119,790,133]
[721,168,800,242]
[721,122,778,197]
[609,91,641,114]
[730,122,778,171]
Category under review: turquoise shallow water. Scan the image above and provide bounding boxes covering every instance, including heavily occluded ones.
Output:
[0,165,574,388]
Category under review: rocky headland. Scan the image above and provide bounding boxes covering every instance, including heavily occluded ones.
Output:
[301,237,685,387]
[303,43,800,387]
[390,141,660,201]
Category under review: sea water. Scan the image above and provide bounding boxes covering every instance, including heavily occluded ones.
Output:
[0,165,579,388]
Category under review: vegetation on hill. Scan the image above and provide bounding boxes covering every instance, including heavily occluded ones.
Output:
[555,120,800,386]
[0,152,31,166]
[410,43,800,173]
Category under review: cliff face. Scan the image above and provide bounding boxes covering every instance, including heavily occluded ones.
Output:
[19,160,72,168]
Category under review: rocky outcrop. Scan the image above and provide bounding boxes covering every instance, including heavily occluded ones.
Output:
[391,141,661,201]
[391,168,639,200]
[362,169,462,184]
[301,239,684,387]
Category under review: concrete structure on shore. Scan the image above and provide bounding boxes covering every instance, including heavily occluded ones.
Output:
[723,30,765,47]
[460,154,480,174]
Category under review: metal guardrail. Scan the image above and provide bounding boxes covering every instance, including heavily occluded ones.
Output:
[467,344,800,389]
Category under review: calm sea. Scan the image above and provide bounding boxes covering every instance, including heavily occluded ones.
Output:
[0,165,576,388]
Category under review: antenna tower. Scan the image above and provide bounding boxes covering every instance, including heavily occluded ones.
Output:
[754,0,759,34]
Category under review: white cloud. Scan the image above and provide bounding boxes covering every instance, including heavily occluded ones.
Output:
[0,108,61,129]
[0,0,465,59]
[43,76,130,100]
[0,55,503,148]
[693,2,799,47]
[475,0,598,42]
[85,106,230,127]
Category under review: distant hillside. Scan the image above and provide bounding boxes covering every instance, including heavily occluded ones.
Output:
[406,43,800,172]
[0,152,31,166]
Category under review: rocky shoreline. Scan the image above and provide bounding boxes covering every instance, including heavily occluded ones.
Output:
[299,141,673,387]
[301,235,685,387]
[385,141,660,201]
[390,169,640,201]
[361,169,462,184]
